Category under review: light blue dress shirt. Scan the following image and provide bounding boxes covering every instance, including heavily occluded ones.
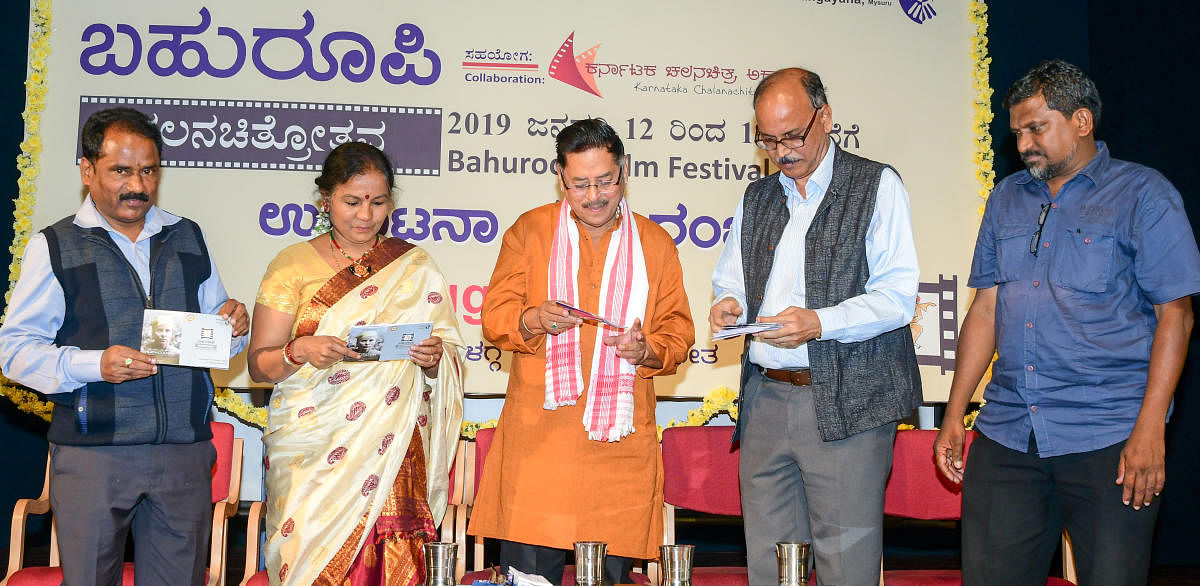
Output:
[711,139,920,369]
[0,196,246,395]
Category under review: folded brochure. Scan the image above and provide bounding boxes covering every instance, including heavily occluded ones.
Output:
[344,321,434,361]
[140,309,232,369]
[554,301,626,329]
[712,321,783,340]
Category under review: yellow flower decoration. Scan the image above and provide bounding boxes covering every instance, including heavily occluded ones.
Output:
[0,0,56,417]
[460,418,498,440]
[213,387,267,428]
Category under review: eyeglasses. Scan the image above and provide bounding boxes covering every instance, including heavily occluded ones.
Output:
[562,166,623,196]
[754,107,821,151]
[1030,202,1051,256]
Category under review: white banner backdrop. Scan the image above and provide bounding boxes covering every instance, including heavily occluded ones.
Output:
[25,0,977,401]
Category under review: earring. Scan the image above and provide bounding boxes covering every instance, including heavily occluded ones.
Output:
[313,201,332,234]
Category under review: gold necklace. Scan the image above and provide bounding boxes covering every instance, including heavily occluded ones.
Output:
[329,233,380,277]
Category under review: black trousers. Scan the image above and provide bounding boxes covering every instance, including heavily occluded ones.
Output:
[961,433,1158,586]
[500,539,634,585]
[49,442,216,586]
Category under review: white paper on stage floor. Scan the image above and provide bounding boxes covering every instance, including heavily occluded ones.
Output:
[140,309,232,369]
[345,321,434,362]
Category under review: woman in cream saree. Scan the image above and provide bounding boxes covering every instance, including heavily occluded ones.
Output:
[248,143,463,585]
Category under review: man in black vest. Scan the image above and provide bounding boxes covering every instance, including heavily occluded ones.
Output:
[0,108,249,585]
[710,68,922,585]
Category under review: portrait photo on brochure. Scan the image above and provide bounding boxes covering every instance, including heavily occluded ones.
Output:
[344,322,434,362]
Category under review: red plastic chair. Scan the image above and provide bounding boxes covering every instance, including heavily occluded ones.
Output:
[658,425,748,586]
[460,427,650,585]
[3,421,243,586]
[882,429,1075,585]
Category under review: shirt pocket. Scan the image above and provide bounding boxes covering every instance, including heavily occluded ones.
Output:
[1051,221,1115,293]
[994,224,1032,283]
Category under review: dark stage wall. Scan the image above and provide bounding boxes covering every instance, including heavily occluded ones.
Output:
[0,0,1196,566]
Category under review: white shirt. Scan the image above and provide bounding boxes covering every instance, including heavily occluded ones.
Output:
[0,196,246,394]
[711,139,920,368]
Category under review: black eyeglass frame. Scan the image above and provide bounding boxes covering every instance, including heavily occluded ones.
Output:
[1030,202,1051,256]
[560,165,625,196]
[754,106,822,152]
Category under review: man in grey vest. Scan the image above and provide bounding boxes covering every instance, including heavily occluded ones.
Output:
[0,108,249,585]
[710,67,921,585]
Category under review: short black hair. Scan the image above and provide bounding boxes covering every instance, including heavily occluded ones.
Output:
[555,119,624,168]
[315,142,395,196]
[752,67,828,109]
[80,107,163,162]
[1003,59,1102,130]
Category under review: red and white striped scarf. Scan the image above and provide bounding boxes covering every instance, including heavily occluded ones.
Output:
[544,198,648,441]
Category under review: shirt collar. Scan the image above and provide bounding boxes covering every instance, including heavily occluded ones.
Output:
[73,195,179,243]
[777,137,836,200]
[1014,140,1109,189]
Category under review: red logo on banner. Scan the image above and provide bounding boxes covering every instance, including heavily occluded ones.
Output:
[549,32,602,97]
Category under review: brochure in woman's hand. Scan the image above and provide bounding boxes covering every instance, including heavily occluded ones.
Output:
[344,322,434,362]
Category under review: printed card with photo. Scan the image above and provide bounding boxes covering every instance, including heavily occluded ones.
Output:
[140,309,232,369]
[345,321,435,362]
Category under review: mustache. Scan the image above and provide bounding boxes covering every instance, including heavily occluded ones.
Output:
[777,155,801,166]
[119,192,150,202]
[1019,150,1046,163]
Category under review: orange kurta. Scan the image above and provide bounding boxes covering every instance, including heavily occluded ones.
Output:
[468,202,694,559]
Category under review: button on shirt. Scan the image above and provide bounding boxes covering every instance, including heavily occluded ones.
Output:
[968,142,1200,457]
[711,139,920,368]
[0,197,246,395]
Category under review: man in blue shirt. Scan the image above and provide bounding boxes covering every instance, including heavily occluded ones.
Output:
[0,108,249,585]
[935,60,1200,585]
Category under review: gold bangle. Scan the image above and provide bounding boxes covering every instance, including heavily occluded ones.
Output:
[518,308,537,336]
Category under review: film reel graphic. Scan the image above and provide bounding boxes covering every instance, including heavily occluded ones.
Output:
[548,32,602,97]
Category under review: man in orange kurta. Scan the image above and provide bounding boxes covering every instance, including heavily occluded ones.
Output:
[469,119,694,584]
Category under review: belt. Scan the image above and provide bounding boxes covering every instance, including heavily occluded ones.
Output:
[760,367,812,386]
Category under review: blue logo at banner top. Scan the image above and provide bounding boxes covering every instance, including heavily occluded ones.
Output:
[898,0,936,23]
[76,96,441,175]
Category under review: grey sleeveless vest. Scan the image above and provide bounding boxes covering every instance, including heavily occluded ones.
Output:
[735,146,922,442]
[42,214,216,446]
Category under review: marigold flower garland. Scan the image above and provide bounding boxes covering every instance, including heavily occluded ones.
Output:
[0,0,54,421]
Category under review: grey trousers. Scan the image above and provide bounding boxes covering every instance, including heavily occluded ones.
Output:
[739,370,896,586]
[49,441,215,586]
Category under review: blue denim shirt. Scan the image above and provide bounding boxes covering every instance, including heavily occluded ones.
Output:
[967,142,1200,457]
